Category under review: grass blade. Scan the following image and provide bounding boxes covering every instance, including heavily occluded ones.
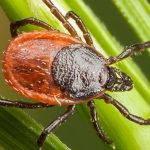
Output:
[112,0,150,55]
[0,107,70,150]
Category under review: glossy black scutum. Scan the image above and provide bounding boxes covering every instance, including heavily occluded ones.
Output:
[52,44,108,99]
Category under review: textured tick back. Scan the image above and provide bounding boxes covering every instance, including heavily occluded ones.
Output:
[52,44,108,99]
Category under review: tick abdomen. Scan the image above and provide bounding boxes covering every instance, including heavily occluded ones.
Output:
[52,44,108,99]
[3,31,83,105]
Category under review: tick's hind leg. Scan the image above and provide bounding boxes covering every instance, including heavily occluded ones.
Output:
[37,104,76,149]
[87,100,112,144]
[43,0,78,37]
[10,17,55,37]
[102,94,150,125]
[0,98,54,108]
[108,41,150,64]
[65,11,93,46]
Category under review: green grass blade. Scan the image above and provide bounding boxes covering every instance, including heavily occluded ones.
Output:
[112,0,150,55]
[0,107,70,150]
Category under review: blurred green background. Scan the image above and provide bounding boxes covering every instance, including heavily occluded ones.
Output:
[0,0,150,150]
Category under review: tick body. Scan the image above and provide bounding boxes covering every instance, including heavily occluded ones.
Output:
[1,0,150,149]
[3,31,107,105]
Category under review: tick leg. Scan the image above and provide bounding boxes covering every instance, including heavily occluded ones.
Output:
[108,41,150,64]
[65,11,93,46]
[0,98,54,108]
[42,0,78,37]
[37,104,76,148]
[87,100,112,144]
[10,17,54,37]
[102,94,150,125]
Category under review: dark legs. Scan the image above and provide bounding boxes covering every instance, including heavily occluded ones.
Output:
[102,94,150,125]
[10,17,55,37]
[11,0,94,46]
[42,0,94,45]
[87,101,112,144]
[37,104,76,148]
[42,0,78,37]
[108,41,150,64]
[65,11,93,46]
[0,98,53,108]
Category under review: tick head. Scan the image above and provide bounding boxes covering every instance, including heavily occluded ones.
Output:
[105,67,133,92]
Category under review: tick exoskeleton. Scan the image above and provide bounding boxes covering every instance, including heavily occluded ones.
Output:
[1,0,150,149]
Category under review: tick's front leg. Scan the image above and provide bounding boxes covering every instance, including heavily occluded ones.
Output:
[108,41,150,64]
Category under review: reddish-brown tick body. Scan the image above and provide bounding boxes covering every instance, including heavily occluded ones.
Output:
[3,31,107,105]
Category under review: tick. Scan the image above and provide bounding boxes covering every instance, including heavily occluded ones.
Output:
[1,0,150,149]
